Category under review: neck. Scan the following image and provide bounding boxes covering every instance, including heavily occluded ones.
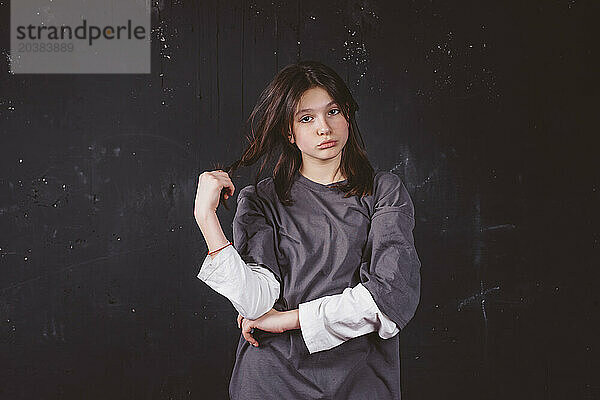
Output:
[299,163,346,185]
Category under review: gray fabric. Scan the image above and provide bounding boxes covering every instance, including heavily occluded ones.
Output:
[230,170,421,400]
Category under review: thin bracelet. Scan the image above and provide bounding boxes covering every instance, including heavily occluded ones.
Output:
[208,241,232,256]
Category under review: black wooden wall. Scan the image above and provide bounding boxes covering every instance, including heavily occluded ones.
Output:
[1,1,597,399]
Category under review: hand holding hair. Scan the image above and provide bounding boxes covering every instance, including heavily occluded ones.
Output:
[194,170,235,221]
[194,170,236,258]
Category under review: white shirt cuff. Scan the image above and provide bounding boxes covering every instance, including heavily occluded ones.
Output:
[299,283,400,354]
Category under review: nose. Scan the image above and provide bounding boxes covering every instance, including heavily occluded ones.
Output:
[317,120,331,135]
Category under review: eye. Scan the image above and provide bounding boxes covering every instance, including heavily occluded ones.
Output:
[329,108,341,116]
[300,115,313,123]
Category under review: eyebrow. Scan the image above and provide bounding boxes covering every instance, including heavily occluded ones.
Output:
[295,100,338,116]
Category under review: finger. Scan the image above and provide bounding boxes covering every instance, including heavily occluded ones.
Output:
[212,172,235,195]
[222,178,235,197]
[242,329,257,347]
[206,173,235,201]
[241,323,259,347]
[207,170,228,179]
[222,185,234,200]
[237,314,243,328]
[212,170,230,179]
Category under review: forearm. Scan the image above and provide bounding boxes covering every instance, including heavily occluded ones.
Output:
[284,309,300,330]
[196,211,229,258]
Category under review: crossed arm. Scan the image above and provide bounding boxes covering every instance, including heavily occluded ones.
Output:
[197,244,399,354]
[197,174,421,354]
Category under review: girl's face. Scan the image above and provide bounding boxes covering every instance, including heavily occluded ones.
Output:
[289,86,349,164]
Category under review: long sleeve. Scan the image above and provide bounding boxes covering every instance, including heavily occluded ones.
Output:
[298,283,399,354]
[232,186,283,285]
[199,179,418,355]
[198,244,393,351]
[197,244,280,320]
[359,172,422,330]
[196,185,283,319]
[297,172,421,354]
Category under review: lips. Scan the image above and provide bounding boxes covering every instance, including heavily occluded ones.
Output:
[318,140,337,148]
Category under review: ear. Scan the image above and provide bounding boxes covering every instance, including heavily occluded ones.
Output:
[288,131,295,144]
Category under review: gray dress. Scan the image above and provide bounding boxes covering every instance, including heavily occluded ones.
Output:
[229,169,421,400]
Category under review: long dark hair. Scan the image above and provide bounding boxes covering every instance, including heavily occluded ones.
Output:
[218,60,375,209]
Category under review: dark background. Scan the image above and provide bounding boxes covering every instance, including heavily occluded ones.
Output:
[1,0,597,399]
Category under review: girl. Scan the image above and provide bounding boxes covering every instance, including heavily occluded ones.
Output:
[194,61,421,399]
